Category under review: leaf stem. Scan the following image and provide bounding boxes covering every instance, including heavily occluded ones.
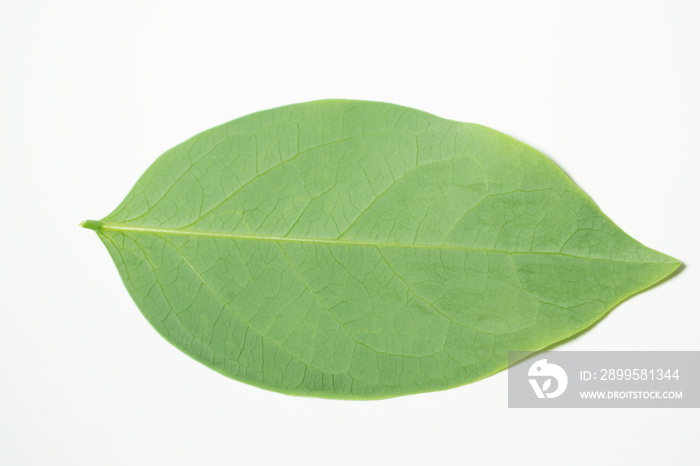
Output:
[80,220,103,231]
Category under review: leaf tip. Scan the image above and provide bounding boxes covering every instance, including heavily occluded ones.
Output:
[671,257,683,274]
[80,220,103,231]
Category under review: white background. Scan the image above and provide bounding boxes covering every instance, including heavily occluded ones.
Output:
[1,1,698,464]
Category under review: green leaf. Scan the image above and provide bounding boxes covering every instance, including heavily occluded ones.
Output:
[82,100,680,399]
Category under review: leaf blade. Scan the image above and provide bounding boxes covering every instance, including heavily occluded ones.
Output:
[85,100,680,399]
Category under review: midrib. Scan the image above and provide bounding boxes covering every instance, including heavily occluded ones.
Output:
[82,220,666,265]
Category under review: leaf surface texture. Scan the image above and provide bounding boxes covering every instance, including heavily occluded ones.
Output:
[85,100,679,399]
